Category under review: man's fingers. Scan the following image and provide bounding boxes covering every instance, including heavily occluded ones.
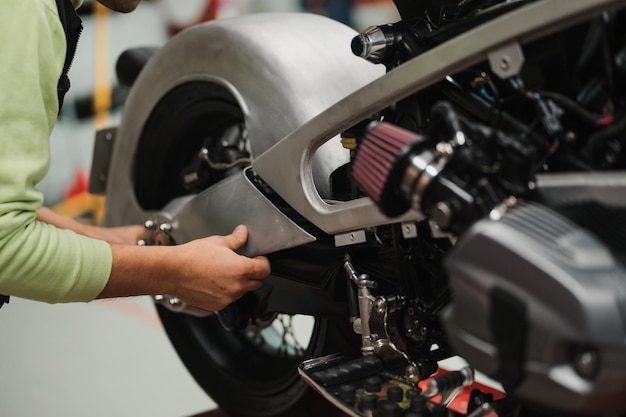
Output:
[247,256,271,279]
[247,279,264,291]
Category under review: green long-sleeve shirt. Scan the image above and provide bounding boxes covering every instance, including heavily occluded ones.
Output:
[0,0,112,303]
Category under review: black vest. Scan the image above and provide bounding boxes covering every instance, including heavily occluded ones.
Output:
[55,0,83,112]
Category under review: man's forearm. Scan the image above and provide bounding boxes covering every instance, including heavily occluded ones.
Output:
[37,206,96,236]
[37,206,143,244]
[99,243,175,299]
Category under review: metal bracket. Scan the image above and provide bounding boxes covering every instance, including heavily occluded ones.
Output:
[335,230,366,247]
[153,294,214,318]
[89,127,117,195]
[401,222,418,239]
[488,42,525,79]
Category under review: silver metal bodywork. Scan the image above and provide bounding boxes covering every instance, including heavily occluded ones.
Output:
[536,171,626,208]
[103,1,626,254]
[166,171,317,256]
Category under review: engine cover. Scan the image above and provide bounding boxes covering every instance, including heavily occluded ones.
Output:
[442,202,626,414]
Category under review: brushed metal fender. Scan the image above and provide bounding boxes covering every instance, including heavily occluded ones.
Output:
[252,0,626,235]
[102,13,383,232]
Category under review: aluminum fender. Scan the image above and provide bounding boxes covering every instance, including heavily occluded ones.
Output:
[102,13,383,227]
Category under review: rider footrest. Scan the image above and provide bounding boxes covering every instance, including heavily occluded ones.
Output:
[310,354,383,386]
[299,354,427,417]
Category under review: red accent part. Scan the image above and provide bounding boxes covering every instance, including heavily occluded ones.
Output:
[418,369,505,415]
[593,114,614,127]
[64,169,89,199]
[352,122,419,203]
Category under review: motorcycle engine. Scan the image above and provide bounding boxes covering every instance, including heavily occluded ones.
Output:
[443,201,626,414]
[348,1,626,414]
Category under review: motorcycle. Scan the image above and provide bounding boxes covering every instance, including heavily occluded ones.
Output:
[91,0,626,416]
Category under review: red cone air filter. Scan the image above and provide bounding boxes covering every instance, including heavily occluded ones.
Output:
[352,122,422,217]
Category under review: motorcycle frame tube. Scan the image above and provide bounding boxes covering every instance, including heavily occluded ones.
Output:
[252,0,626,235]
[536,172,626,208]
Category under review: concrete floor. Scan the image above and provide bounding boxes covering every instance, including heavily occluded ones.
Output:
[0,297,216,417]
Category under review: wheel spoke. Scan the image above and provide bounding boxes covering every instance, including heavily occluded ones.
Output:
[244,314,315,359]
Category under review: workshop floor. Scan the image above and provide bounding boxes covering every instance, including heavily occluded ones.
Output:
[0,2,399,416]
[0,297,217,417]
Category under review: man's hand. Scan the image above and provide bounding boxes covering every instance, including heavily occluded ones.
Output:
[102,225,271,312]
[169,225,270,311]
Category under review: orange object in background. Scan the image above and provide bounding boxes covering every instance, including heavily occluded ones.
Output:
[54,169,106,225]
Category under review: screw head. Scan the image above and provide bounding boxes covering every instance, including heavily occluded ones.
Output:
[573,348,599,379]
[375,297,387,314]
[168,297,182,307]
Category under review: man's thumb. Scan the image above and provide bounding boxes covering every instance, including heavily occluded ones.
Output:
[225,225,248,250]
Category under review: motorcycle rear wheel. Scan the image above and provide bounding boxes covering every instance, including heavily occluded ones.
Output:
[133,79,353,416]
[158,309,353,417]
[102,13,382,416]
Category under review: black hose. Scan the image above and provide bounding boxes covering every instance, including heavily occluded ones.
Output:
[582,116,626,163]
[538,91,604,126]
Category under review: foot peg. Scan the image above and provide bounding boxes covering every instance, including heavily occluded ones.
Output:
[299,354,498,417]
[299,354,424,417]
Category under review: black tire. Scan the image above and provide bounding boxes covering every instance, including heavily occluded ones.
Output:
[157,307,354,417]
[134,80,355,417]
